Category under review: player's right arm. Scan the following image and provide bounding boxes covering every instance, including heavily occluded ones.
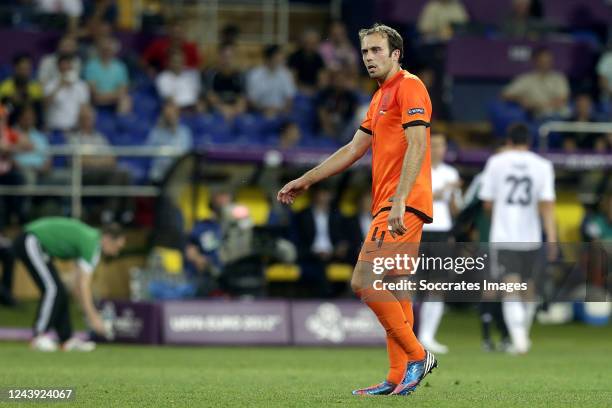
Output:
[277,129,372,204]
[75,268,107,336]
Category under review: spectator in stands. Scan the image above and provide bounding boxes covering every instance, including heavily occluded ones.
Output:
[146,100,193,182]
[315,70,359,141]
[0,232,15,306]
[500,0,545,40]
[220,24,240,47]
[0,105,28,228]
[319,21,359,72]
[583,193,612,242]
[84,36,131,113]
[246,45,296,118]
[68,104,114,166]
[69,105,132,222]
[204,45,247,120]
[142,19,201,73]
[156,51,201,111]
[278,121,302,149]
[0,54,43,111]
[184,191,227,297]
[502,47,570,118]
[596,44,612,102]
[288,29,325,93]
[344,191,372,263]
[417,0,469,42]
[562,93,607,152]
[12,105,50,185]
[79,19,113,60]
[82,0,118,27]
[44,54,90,132]
[35,0,83,33]
[292,184,351,297]
[38,35,81,88]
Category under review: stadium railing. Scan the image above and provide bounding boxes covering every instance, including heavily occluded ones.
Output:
[0,142,610,220]
[539,121,612,151]
[0,144,184,218]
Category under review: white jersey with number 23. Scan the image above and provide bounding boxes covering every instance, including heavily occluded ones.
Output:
[478,150,555,248]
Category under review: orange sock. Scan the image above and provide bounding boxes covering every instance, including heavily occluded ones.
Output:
[385,299,416,384]
[358,288,425,385]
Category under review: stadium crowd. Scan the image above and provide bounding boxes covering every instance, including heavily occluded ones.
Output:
[0,0,610,303]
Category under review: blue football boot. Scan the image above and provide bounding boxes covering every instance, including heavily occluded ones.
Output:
[391,350,437,395]
[352,381,396,396]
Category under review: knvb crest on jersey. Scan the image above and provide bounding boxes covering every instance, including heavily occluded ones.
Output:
[379,93,392,115]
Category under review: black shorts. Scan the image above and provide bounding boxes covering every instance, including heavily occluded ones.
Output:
[495,249,543,282]
[419,231,454,282]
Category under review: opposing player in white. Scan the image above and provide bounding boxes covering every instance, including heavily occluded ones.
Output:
[478,124,557,354]
[419,133,462,354]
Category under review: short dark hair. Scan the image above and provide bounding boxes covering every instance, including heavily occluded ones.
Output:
[9,103,35,126]
[263,44,280,60]
[57,53,73,65]
[12,53,31,66]
[507,123,531,145]
[102,223,125,239]
[358,23,404,62]
[532,46,551,60]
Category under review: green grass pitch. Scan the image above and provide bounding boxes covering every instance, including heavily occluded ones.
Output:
[1,309,611,407]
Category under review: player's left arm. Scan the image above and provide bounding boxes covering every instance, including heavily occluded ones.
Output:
[539,161,557,260]
[539,201,557,243]
[389,77,431,235]
[539,200,558,261]
[388,125,428,235]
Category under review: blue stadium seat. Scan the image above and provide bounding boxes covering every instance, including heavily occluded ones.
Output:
[488,100,528,137]
[261,134,280,147]
[181,113,225,147]
[596,101,611,118]
[111,130,147,146]
[181,113,212,134]
[48,130,68,168]
[115,113,151,145]
[196,113,233,145]
[260,116,285,136]
[0,64,11,81]
[131,72,156,95]
[235,132,267,146]
[291,93,316,133]
[571,30,602,49]
[131,91,160,121]
[95,109,117,137]
[118,157,150,185]
[233,113,264,140]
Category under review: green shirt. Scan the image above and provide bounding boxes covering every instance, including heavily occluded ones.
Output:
[25,217,101,274]
[584,214,612,241]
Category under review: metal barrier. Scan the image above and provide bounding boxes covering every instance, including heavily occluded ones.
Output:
[0,144,184,218]
[167,0,290,45]
[538,121,612,151]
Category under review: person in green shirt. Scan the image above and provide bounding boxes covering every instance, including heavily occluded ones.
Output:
[13,217,125,351]
[583,193,612,242]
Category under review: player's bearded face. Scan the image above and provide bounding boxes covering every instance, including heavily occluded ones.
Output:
[361,34,395,79]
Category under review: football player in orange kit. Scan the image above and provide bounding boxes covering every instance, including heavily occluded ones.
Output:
[278,23,437,396]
